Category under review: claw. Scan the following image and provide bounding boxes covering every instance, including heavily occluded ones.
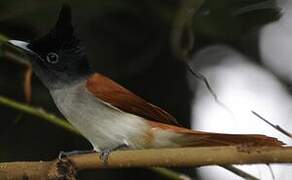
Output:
[99,149,112,165]
[58,151,66,160]
[58,150,95,160]
[99,143,129,165]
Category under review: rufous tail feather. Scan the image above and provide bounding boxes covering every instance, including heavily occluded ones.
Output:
[176,132,284,147]
[147,120,284,147]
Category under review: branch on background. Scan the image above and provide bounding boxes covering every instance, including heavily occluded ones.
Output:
[220,165,259,180]
[170,0,231,113]
[150,167,193,180]
[170,0,204,61]
[0,33,29,65]
[1,146,292,180]
[0,96,80,134]
[171,7,244,179]
[23,65,33,103]
[170,4,256,179]
[0,33,33,102]
[252,111,292,139]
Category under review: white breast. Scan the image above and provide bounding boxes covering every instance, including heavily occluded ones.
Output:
[49,80,150,151]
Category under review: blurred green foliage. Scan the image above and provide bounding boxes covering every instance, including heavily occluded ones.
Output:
[194,0,280,41]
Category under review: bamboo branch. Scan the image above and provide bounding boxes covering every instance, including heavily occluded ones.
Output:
[0,146,291,180]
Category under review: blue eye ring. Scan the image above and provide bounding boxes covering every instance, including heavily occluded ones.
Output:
[46,52,59,64]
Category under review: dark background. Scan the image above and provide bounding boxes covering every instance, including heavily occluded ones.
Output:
[0,0,280,179]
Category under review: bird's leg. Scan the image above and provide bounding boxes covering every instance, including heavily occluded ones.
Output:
[58,150,96,160]
[100,143,129,165]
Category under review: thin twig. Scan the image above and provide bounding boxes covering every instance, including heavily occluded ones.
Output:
[180,42,261,180]
[221,165,259,180]
[170,0,230,115]
[187,64,236,118]
[0,33,31,66]
[251,111,292,139]
[150,167,192,180]
[187,64,219,102]
[266,164,275,180]
[0,96,79,134]
[3,51,30,65]
[170,0,237,122]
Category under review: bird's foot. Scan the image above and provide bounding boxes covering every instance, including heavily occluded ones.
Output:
[99,143,129,165]
[58,150,96,160]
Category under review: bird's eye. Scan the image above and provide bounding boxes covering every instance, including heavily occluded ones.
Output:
[46,52,59,64]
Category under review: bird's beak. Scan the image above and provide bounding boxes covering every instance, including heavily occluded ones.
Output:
[8,40,35,56]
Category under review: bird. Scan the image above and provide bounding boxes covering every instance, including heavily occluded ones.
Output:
[8,4,283,161]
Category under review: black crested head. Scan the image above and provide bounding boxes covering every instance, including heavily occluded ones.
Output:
[27,4,92,89]
[29,4,77,54]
